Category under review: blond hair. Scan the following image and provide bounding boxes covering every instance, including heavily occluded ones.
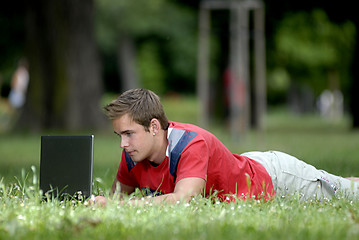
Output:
[104,88,169,131]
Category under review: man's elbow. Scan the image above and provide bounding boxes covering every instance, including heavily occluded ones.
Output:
[173,191,202,203]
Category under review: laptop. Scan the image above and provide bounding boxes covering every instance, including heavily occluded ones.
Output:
[40,135,94,200]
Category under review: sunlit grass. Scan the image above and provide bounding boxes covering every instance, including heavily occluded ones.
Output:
[1,170,359,240]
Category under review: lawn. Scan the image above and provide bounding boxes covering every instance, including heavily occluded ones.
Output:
[1,95,359,239]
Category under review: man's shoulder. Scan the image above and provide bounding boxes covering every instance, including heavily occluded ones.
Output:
[168,121,222,151]
[168,121,208,135]
[167,122,200,152]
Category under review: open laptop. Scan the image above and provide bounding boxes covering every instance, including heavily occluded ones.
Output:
[40,135,94,200]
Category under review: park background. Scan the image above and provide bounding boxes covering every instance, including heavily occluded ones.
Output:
[1,0,359,190]
[0,0,359,187]
[2,1,359,239]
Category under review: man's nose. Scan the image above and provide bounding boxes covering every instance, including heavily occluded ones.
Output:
[120,137,129,148]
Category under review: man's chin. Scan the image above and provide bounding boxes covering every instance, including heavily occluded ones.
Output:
[127,152,145,163]
[131,156,142,163]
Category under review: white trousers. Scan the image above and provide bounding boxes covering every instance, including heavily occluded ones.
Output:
[242,151,359,200]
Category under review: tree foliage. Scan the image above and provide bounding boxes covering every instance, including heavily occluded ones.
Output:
[95,0,198,94]
[0,2,26,91]
[272,9,356,95]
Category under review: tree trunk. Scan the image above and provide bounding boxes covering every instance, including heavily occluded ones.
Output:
[349,14,359,129]
[20,0,106,131]
[350,39,359,128]
[118,34,139,91]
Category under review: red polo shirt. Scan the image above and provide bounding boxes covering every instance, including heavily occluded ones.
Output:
[117,121,275,201]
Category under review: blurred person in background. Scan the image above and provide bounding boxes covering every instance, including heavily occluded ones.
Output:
[9,58,29,110]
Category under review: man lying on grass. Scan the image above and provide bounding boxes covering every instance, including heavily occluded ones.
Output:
[93,88,359,206]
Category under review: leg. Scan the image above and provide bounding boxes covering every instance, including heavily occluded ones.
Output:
[242,151,359,200]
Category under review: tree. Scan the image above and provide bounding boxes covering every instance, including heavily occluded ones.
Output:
[0,2,26,85]
[347,16,359,128]
[18,0,106,131]
[271,9,355,112]
[95,0,197,94]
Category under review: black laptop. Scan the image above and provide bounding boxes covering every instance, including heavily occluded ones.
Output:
[40,135,94,200]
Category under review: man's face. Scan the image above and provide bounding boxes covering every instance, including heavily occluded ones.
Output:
[112,114,154,163]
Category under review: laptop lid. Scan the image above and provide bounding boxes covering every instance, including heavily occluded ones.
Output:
[40,135,94,200]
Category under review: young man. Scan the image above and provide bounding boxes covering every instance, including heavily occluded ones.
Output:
[94,88,359,206]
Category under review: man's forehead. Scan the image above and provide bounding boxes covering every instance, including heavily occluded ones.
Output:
[114,113,135,124]
[113,114,143,132]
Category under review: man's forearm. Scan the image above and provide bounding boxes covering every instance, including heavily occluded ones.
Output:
[120,192,191,206]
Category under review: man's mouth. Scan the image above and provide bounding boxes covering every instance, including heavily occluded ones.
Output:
[126,150,135,155]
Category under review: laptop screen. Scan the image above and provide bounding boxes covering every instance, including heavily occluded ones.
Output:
[40,135,94,200]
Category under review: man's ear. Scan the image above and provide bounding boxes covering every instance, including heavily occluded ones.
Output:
[150,118,161,133]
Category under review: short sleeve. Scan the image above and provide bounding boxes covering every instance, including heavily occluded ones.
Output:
[174,139,209,184]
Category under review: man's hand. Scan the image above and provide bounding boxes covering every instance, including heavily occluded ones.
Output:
[87,195,108,207]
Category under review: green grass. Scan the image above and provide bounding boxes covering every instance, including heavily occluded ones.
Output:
[1,95,359,239]
[2,175,359,240]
